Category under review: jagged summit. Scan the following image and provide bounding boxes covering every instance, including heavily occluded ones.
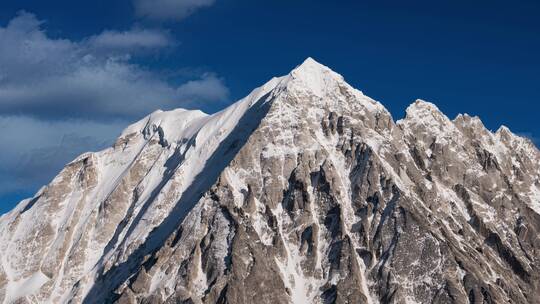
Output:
[1,59,539,304]
[401,99,450,124]
[290,57,339,80]
[406,99,442,114]
[293,57,326,70]
[119,108,209,146]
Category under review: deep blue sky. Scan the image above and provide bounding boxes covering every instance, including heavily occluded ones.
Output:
[1,0,539,214]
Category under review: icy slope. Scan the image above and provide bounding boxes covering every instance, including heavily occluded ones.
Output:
[0,72,284,303]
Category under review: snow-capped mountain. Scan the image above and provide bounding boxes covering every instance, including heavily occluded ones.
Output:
[1,58,539,304]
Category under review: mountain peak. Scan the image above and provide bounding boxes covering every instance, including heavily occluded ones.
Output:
[398,99,452,131]
[406,99,442,115]
[294,57,326,70]
[285,57,349,99]
[118,108,209,147]
[290,57,338,78]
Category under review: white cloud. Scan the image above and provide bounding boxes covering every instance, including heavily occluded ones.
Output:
[0,115,127,194]
[0,11,77,85]
[134,0,216,21]
[0,11,229,120]
[0,11,230,199]
[87,28,174,53]
[176,73,230,107]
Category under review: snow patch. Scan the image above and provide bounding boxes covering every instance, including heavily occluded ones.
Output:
[4,271,49,303]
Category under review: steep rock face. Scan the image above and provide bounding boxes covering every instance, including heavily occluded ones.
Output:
[1,58,539,304]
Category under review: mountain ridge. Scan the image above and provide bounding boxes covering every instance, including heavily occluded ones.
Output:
[1,58,539,304]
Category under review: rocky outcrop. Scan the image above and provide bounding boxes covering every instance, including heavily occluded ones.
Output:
[1,58,539,304]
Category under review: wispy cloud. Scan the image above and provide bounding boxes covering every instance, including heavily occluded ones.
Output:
[0,115,126,195]
[134,0,216,21]
[0,11,229,120]
[86,28,175,54]
[0,11,229,199]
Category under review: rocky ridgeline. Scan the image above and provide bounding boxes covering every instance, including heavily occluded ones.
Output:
[1,58,539,304]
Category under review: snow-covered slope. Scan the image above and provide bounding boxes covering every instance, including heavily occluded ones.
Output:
[1,58,539,304]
